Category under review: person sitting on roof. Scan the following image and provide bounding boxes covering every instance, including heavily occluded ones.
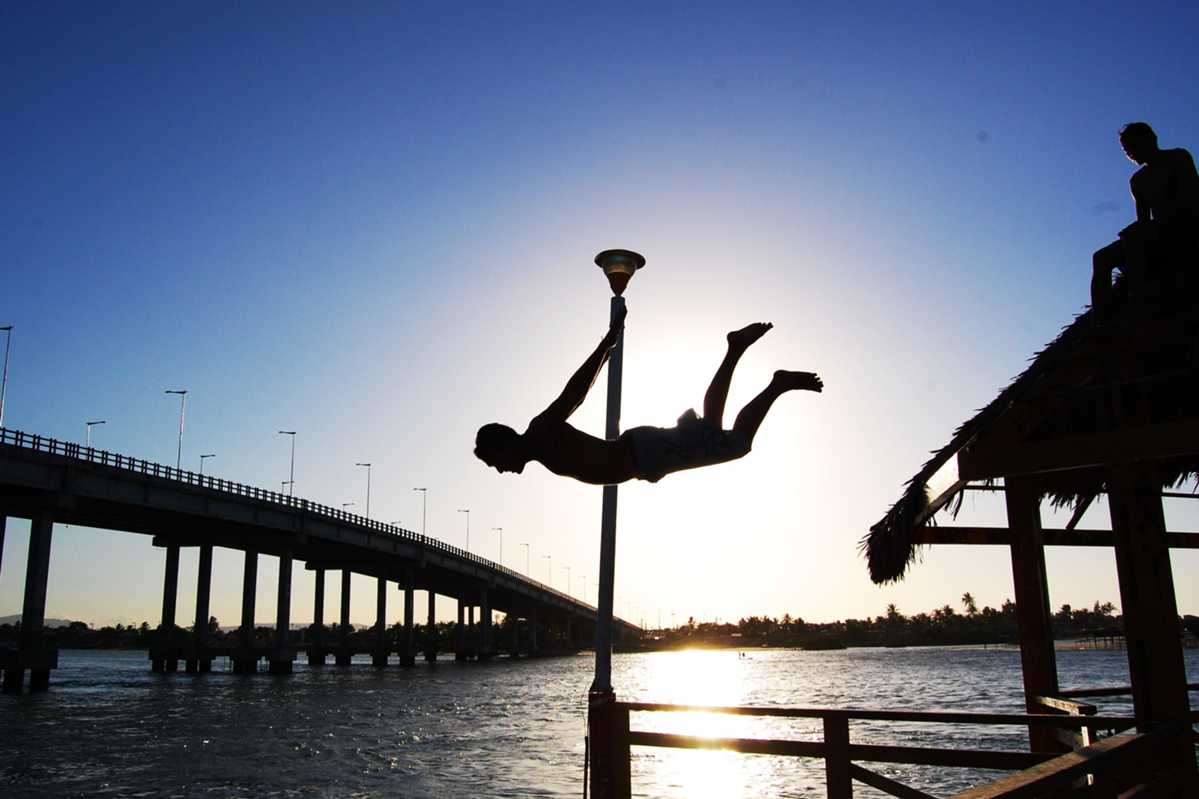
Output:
[474,308,822,485]
[1091,122,1199,308]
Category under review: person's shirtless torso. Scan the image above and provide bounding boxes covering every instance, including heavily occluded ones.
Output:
[524,414,636,485]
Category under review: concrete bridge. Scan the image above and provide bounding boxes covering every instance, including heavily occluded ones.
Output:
[0,427,641,690]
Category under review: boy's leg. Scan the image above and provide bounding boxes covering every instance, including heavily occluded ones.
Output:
[703,323,773,425]
[732,371,823,445]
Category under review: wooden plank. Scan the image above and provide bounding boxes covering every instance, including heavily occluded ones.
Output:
[618,702,1131,727]
[957,417,1199,482]
[848,764,937,799]
[847,744,1048,770]
[914,526,1199,548]
[1005,478,1066,754]
[625,731,825,758]
[1033,695,1096,715]
[947,733,1153,799]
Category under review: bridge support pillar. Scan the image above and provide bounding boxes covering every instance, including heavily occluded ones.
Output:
[400,574,415,667]
[186,544,214,674]
[151,543,181,674]
[307,567,326,667]
[468,606,476,659]
[269,553,294,675]
[455,599,467,661]
[2,513,58,692]
[529,608,538,655]
[336,569,352,666]
[233,550,258,674]
[479,590,492,661]
[424,591,437,662]
[373,576,388,667]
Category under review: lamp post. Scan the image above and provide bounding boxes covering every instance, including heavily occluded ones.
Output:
[413,488,427,536]
[520,542,530,575]
[579,574,587,603]
[278,431,296,496]
[542,554,552,585]
[588,248,644,799]
[563,565,572,597]
[492,527,503,567]
[165,389,188,469]
[342,502,355,510]
[457,509,470,552]
[85,419,107,447]
[355,462,372,518]
[199,453,215,475]
[0,325,11,429]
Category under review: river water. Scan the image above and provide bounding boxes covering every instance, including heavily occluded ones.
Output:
[0,646,1194,798]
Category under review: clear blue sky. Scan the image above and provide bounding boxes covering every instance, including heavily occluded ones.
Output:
[3,2,1198,628]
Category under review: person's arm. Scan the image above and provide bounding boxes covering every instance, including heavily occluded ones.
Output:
[535,307,627,423]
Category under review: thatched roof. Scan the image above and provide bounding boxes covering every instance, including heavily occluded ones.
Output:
[864,274,1199,585]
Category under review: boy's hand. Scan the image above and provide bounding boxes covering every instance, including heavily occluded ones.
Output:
[603,306,627,349]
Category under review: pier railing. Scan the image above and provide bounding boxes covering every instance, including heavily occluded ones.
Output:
[598,700,1197,798]
[0,427,606,620]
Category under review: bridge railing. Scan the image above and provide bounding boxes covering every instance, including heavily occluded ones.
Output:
[0,427,618,622]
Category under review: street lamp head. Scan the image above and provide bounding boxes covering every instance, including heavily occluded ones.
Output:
[594,249,646,296]
[165,389,187,395]
[0,325,12,331]
[356,462,371,467]
[86,420,107,426]
[278,430,295,435]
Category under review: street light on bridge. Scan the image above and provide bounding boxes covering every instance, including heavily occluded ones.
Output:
[355,462,372,518]
[278,431,296,496]
[457,508,470,552]
[520,542,530,575]
[164,389,187,470]
[492,526,503,567]
[199,453,215,476]
[84,419,107,447]
[413,487,427,537]
[0,325,12,429]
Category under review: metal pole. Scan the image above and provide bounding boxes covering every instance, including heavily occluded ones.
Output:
[591,294,624,695]
[0,326,12,429]
[414,488,427,536]
[492,527,502,567]
[288,435,295,496]
[521,542,529,575]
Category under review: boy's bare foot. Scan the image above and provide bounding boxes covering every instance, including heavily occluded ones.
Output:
[773,370,823,392]
[727,322,773,350]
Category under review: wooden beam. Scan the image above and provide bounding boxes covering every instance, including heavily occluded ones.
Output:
[1107,465,1197,784]
[1005,477,1065,754]
[914,526,1199,548]
[957,417,1199,481]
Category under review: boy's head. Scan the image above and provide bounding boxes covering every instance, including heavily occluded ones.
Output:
[1119,122,1158,165]
[474,423,527,473]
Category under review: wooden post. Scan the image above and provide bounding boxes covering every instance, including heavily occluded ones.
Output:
[823,712,852,799]
[1107,465,1196,782]
[1005,477,1064,753]
[588,695,631,799]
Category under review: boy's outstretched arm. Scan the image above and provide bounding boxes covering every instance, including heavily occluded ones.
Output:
[536,307,627,423]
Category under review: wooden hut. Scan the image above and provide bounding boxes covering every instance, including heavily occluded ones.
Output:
[864,276,1198,788]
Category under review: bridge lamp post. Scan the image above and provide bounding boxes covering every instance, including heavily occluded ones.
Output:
[563,565,572,597]
[164,390,187,469]
[492,527,503,567]
[588,248,644,798]
[579,574,587,603]
[542,554,552,586]
[342,502,355,510]
[84,419,107,447]
[0,325,12,428]
[199,453,215,476]
[520,542,530,575]
[413,487,427,537]
[355,462,372,518]
[457,509,470,552]
[278,431,296,496]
